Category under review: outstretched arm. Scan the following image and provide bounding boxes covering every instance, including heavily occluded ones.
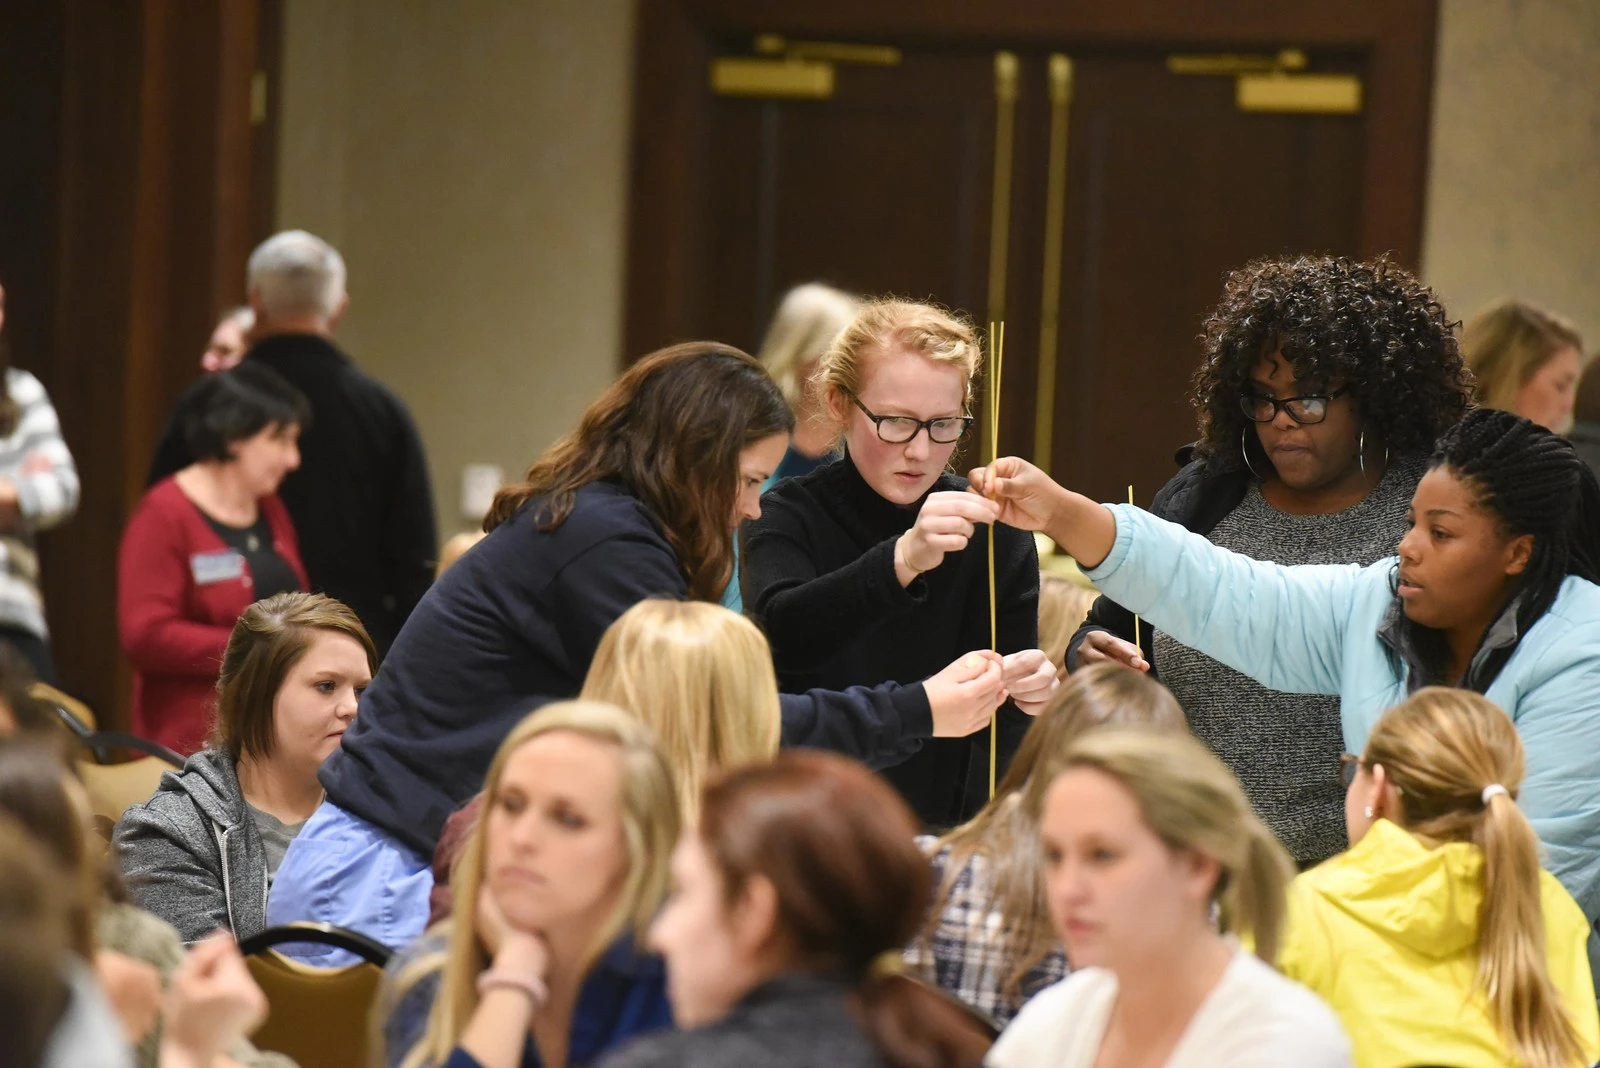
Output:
[972,457,1359,696]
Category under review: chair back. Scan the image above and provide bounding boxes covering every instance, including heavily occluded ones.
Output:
[30,681,97,733]
[240,924,393,1068]
[77,757,177,832]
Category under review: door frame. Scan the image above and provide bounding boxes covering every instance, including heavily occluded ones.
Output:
[623,0,1439,358]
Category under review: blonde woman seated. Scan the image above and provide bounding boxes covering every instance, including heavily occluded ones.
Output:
[905,664,1185,1028]
[1464,299,1585,433]
[426,599,782,922]
[989,729,1351,1068]
[379,702,680,1068]
[1280,687,1599,1067]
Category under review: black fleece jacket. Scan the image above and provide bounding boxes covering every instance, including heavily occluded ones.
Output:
[742,456,1038,828]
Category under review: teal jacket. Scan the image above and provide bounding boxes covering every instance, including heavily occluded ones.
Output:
[1086,505,1600,937]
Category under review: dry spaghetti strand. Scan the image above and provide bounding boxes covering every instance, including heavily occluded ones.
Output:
[987,321,1005,798]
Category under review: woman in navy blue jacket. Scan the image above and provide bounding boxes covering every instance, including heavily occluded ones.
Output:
[268,342,1008,962]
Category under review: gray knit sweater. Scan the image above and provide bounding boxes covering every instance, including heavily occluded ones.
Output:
[1153,458,1424,865]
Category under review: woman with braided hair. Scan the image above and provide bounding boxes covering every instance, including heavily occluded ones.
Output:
[972,405,1600,980]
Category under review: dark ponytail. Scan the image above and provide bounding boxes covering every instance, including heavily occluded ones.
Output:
[699,752,991,1068]
[1424,408,1600,687]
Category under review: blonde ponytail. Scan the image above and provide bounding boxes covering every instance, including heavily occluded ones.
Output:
[1364,688,1587,1068]
[1474,790,1587,1067]
[1223,818,1292,966]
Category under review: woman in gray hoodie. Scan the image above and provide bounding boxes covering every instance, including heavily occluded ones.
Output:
[114,591,376,943]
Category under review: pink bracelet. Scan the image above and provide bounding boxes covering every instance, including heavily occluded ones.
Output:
[476,969,549,1009]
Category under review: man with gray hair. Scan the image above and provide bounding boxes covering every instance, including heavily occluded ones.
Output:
[149,230,436,651]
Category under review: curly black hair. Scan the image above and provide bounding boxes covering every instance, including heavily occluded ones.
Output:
[1191,254,1472,474]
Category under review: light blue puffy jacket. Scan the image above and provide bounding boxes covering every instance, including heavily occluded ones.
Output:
[1086,505,1600,956]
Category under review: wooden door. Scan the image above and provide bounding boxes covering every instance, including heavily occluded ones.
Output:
[626,2,1437,507]
[1038,52,1366,504]
[698,50,998,359]
[0,0,277,725]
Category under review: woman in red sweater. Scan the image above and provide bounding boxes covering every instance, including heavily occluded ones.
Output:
[120,363,311,753]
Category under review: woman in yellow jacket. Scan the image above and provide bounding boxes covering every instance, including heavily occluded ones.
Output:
[1279,687,1599,1067]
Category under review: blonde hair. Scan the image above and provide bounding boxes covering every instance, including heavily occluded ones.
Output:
[1054,727,1294,963]
[391,702,679,1068]
[758,283,860,406]
[435,531,486,578]
[1037,574,1098,665]
[1464,299,1584,413]
[580,600,782,823]
[923,666,1185,997]
[1360,687,1587,1068]
[817,298,983,445]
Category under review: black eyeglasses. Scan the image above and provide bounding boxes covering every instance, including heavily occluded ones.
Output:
[842,388,973,445]
[1240,385,1351,425]
[1338,752,1363,789]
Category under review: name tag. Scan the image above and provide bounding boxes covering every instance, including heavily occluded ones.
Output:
[190,550,246,585]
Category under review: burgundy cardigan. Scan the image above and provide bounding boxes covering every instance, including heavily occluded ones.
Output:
[117,476,308,754]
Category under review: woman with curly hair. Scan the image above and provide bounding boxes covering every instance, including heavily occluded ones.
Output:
[1067,255,1471,867]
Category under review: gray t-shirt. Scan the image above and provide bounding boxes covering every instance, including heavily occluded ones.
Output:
[1154,457,1423,865]
[247,803,307,886]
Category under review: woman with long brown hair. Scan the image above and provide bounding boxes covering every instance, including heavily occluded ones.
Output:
[117,590,376,944]
[1280,688,1598,1067]
[597,750,993,1068]
[271,343,1008,964]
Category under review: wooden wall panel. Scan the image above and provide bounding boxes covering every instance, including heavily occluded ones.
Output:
[0,0,275,725]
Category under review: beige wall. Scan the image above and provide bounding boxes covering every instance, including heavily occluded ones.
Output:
[1422,0,1600,346]
[278,1,1600,535]
[276,0,636,533]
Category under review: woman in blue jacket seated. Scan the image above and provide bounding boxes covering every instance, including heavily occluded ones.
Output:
[269,342,1007,962]
[974,406,1600,979]
[379,701,677,1068]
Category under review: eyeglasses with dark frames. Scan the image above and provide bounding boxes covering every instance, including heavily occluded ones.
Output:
[1338,752,1363,789]
[1240,385,1351,426]
[842,387,973,445]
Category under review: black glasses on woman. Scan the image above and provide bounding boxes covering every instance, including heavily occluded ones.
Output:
[842,387,972,445]
[1240,385,1351,426]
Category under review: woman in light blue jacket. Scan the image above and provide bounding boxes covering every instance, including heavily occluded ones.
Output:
[972,407,1600,976]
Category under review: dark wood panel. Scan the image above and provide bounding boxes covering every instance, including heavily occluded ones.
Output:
[687,0,1424,46]
[0,1,66,393]
[624,0,1437,364]
[0,0,270,725]
[1048,53,1366,505]
[698,51,998,351]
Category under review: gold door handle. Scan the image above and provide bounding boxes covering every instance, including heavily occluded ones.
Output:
[1034,55,1073,473]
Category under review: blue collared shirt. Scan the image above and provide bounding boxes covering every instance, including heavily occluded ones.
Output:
[381,931,673,1068]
